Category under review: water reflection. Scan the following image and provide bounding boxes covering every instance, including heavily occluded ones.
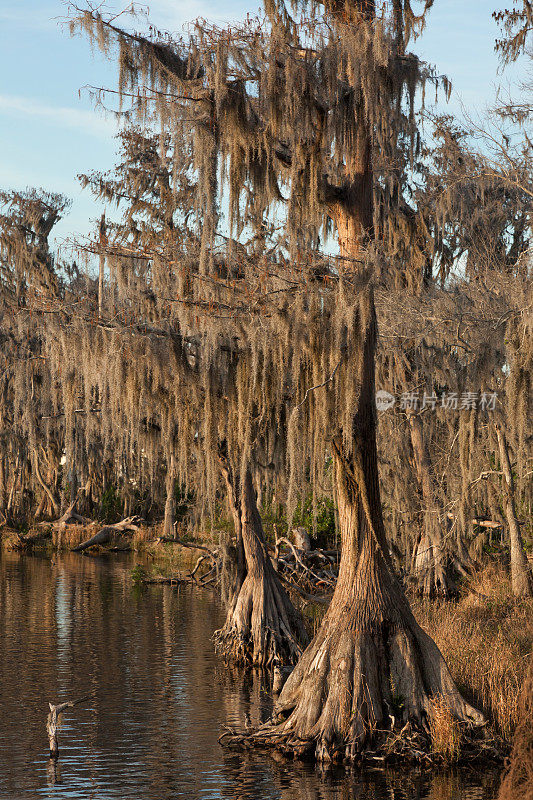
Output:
[0,551,501,799]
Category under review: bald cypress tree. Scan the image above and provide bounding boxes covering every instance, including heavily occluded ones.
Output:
[64,0,492,757]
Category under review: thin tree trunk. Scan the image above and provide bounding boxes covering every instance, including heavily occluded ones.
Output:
[6,453,20,517]
[408,411,449,595]
[215,466,308,667]
[98,213,106,318]
[163,453,176,538]
[407,411,474,596]
[0,456,6,514]
[496,425,532,598]
[32,449,60,520]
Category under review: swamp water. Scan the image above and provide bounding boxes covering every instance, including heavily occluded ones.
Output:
[0,552,502,799]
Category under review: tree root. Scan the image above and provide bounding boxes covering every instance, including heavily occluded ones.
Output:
[219,618,492,764]
[214,569,308,668]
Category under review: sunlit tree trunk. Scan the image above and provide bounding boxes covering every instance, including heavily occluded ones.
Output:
[326,0,374,261]
[218,444,245,612]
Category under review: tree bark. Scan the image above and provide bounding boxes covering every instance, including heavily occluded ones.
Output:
[496,425,532,598]
[218,444,246,613]
[326,1,374,261]
[163,453,176,538]
[229,290,484,761]
[98,213,106,318]
[408,412,473,596]
[499,657,533,800]
[214,466,309,667]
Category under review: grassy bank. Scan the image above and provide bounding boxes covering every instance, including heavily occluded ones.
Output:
[412,565,533,742]
[1,523,206,575]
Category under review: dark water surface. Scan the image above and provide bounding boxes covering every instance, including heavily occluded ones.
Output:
[0,552,501,799]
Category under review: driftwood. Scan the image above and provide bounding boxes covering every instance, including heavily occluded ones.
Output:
[72,516,142,552]
[275,536,336,588]
[277,573,332,606]
[155,536,224,585]
[47,695,92,759]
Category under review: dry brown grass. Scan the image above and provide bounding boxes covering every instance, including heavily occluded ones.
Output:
[427,694,463,761]
[413,564,533,741]
[499,659,533,800]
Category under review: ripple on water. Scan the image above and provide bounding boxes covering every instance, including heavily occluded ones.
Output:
[0,552,502,800]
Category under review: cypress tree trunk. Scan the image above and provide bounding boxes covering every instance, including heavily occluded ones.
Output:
[32,449,60,520]
[326,0,374,262]
[496,425,532,598]
[0,456,5,518]
[408,412,473,596]
[98,213,106,319]
[215,466,309,667]
[408,411,449,595]
[231,290,484,760]
[218,445,246,613]
[163,453,176,538]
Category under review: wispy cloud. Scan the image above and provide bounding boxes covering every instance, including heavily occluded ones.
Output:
[0,3,58,31]
[0,94,117,139]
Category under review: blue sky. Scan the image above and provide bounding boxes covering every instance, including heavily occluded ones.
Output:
[0,1,524,245]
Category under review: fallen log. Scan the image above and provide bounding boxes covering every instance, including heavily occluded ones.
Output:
[277,571,332,605]
[72,516,142,552]
[275,536,336,588]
